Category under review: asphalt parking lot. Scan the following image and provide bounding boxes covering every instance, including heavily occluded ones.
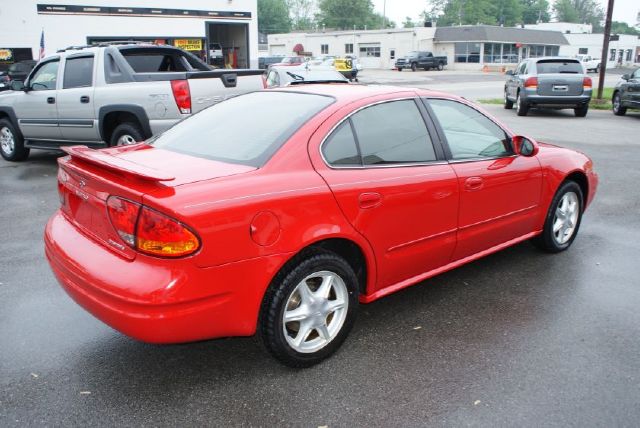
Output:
[2,72,640,426]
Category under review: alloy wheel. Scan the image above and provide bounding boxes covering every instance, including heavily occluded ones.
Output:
[282,270,349,354]
[0,126,15,155]
[116,134,137,146]
[552,191,579,245]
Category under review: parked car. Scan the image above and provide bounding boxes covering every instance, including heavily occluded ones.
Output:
[576,54,601,73]
[395,51,447,71]
[263,66,348,88]
[269,56,306,68]
[0,43,264,161]
[45,85,597,367]
[8,60,37,81]
[0,71,10,92]
[612,67,640,116]
[504,57,592,117]
[258,55,286,69]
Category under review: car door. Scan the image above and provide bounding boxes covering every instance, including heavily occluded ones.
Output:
[508,61,526,99]
[310,95,459,291]
[424,98,542,261]
[12,58,62,140]
[624,68,640,107]
[57,54,99,142]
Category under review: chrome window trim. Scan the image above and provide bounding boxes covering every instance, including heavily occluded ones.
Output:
[319,97,443,170]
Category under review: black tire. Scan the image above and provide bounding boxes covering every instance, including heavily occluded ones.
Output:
[504,89,514,109]
[424,67,430,71]
[612,92,627,116]
[574,104,589,117]
[532,181,584,253]
[411,62,417,72]
[259,250,359,368]
[109,122,145,147]
[437,62,444,71]
[516,92,529,116]
[0,118,29,162]
[397,67,402,72]
[595,64,600,73]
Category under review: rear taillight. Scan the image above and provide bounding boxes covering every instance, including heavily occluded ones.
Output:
[170,80,191,114]
[107,197,140,246]
[583,76,592,90]
[524,77,538,89]
[106,196,199,257]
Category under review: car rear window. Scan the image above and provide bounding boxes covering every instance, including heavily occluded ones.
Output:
[536,60,583,74]
[151,91,334,167]
[120,48,208,72]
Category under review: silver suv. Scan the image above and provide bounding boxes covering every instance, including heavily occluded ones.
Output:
[504,57,592,117]
[0,43,263,161]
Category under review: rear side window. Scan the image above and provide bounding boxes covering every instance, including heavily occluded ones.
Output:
[350,100,436,165]
[122,53,187,72]
[63,56,94,89]
[151,91,334,167]
[536,60,583,74]
[322,121,360,166]
[428,99,511,160]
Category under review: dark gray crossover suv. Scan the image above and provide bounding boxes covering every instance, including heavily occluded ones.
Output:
[612,67,640,116]
[504,57,592,117]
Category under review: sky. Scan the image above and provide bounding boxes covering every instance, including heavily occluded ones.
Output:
[371,0,639,28]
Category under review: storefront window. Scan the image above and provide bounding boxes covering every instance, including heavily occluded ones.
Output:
[359,46,380,57]
[545,46,559,56]
[529,45,545,58]
[454,42,480,63]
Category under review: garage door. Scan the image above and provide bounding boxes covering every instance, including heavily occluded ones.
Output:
[358,43,382,68]
[270,44,287,55]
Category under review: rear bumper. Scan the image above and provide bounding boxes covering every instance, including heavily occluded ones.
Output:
[45,210,292,344]
[523,93,591,107]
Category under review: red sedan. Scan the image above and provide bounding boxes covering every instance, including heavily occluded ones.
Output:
[45,85,598,367]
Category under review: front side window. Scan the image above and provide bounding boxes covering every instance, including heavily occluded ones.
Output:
[29,60,59,91]
[151,91,334,167]
[351,100,436,165]
[427,99,511,160]
[63,56,94,89]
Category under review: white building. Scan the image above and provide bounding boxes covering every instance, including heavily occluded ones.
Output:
[526,22,640,65]
[0,1,259,69]
[268,25,570,70]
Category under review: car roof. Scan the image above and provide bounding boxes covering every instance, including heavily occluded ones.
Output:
[275,84,459,103]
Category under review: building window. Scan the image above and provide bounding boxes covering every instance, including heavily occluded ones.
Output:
[529,45,545,58]
[626,49,632,62]
[454,42,481,63]
[321,44,329,54]
[359,46,381,57]
[578,48,588,55]
[482,43,520,63]
[610,49,616,61]
[390,49,395,59]
[545,46,559,56]
[345,44,353,54]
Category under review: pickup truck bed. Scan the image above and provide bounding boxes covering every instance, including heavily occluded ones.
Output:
[0,44,264,161]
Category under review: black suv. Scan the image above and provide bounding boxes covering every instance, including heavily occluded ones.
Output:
[612,68,640,116]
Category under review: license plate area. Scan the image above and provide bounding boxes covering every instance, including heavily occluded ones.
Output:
[553,85,569,92]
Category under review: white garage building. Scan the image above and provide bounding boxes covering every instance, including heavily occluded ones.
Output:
[0,1,259,69]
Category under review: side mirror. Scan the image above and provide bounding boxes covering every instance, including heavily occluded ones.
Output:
[505,70,514,76]
[10,80,25,91]
[621,74,630,81]
[512,135,538,157]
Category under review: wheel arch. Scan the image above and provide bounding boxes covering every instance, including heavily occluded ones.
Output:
[98,105,152,144]
[0,107,23,140]
[563,170,589,211]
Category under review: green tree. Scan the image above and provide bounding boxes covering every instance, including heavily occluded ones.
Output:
[553,0,604,31]
[317,0,384,29]
[438,0,522,26]
[610,20,639,35]
[288,0,317,31]
[520,0,550,24]
[258,0,292,34]
[403,17,416,28]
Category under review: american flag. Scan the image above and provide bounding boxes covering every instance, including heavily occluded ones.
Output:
[39,30,45,60]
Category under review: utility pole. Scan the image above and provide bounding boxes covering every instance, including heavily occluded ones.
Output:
[383,0,387,29]
[597,0,615,99]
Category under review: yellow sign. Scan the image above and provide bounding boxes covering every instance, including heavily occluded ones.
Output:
[0,49,13,62]
[173,39,202,51]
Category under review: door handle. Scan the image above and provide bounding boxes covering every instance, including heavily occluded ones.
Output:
[80,96,90,103]
[47,97,55,104]
[464,177,484,191]
[358,192,382,209]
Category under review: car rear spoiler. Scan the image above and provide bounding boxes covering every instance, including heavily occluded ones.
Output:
[61,145,175,182]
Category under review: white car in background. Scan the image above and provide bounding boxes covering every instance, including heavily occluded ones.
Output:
[576,54,601,73]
